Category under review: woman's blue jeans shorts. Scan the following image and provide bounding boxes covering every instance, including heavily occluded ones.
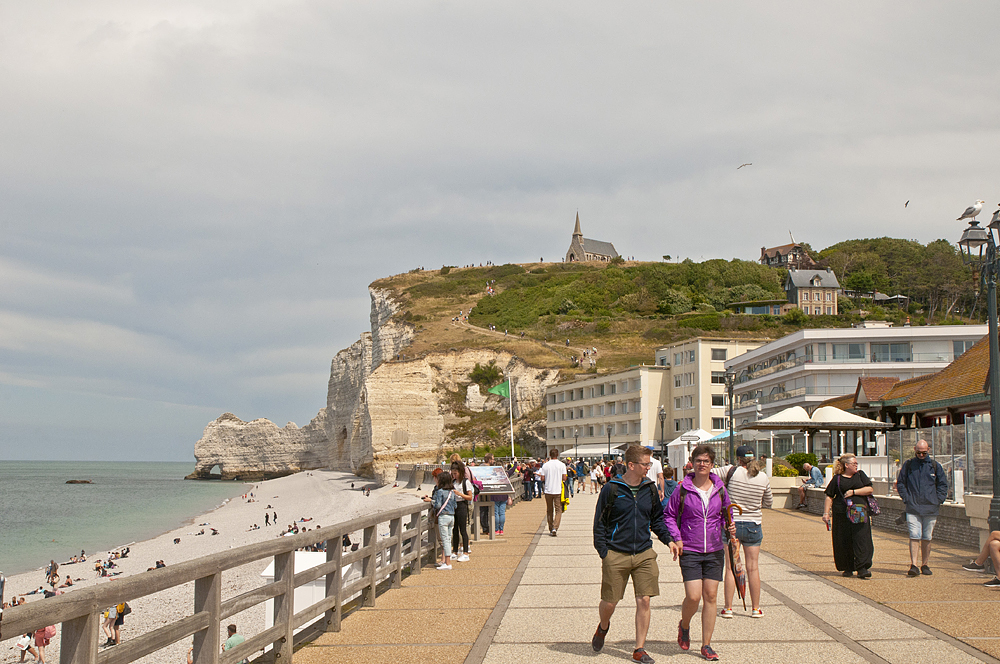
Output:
[735,521,763,547]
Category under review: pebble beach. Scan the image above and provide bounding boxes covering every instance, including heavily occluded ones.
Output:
[1,470,421,664]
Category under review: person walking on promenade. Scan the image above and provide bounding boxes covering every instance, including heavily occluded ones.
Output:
[646,453,665,502]
[662,467,678,502]
[539,448,567,536]
[963,530,1000,588]
[592,445,676,664]
[796,462,825,509]
[590,463,600,493]
[716,445,772,619]
[566,459,576,498]
[423,471,456,569]
[822,453,875,579]
[896,439,948,576]
[450,460,474,561]
[664,445,733,662]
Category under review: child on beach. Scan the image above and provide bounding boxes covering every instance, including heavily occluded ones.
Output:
[423,472,456,570]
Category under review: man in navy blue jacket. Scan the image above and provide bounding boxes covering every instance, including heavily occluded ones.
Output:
[896,439,949,576]
[592,445,678,664]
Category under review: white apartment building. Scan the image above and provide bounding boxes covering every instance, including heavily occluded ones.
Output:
[725,323,988,425]
[654,337,766,435]
[544,366,670,456]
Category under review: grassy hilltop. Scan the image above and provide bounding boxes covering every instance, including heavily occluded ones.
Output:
[372,258,815,374]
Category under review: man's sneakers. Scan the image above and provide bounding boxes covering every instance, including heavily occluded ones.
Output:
[920,565,933,576]
[984,577,1000,589]
[719,608,734,619]
[677,621,690,650]
[907,564,920,576]
[632,648,654,663]
[550,529,558,537]
[796,503,808,510]
[591,623,609,652]
[701,645,719,661]
[964,560,987,572]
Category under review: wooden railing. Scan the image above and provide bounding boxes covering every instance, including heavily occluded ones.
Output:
[1,502,436,664]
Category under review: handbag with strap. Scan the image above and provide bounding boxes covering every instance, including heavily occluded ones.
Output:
[837,475,868,524]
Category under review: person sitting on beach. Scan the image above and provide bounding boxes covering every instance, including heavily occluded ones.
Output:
[210,528,219,535]
[59,575,74,588]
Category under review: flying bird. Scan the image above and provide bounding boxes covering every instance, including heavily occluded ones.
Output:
[904,200,909,208]
[957,200,985,221]
[737,163,752,169]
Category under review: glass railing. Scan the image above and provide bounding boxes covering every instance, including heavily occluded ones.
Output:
[737,385,855,408]
[736,351,958,384]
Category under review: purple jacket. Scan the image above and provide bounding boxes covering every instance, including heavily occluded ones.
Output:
[663,473,729,554]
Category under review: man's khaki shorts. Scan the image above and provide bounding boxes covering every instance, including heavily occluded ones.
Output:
[601,547,659,602]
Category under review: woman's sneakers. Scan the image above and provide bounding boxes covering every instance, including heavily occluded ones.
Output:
[719,608,734,618]
[455,554,470,562]
[436,563,452,570]
[632,648,654,663]
[701,645,719,661]
[751,608,764,618]
[677,621,690,650]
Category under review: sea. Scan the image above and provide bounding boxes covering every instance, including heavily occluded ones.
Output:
[0,461,247,577]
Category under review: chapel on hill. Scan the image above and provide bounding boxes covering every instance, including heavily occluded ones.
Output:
[565,213,619,262]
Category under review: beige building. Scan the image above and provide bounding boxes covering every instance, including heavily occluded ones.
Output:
[544,366,670,457]
[654,337,766,436]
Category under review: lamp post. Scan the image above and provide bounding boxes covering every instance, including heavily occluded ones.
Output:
[725,367,736,465]
[574,428,579,459]
[958,208,1000,532]
[607,424,613,460]
[658,405,667,467]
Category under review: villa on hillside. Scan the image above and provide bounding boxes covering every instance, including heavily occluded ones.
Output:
[565,213,619,262]
[760,242,818,270]
[785,268,841,316]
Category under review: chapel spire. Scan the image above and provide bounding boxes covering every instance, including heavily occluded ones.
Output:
[573,211,582,237]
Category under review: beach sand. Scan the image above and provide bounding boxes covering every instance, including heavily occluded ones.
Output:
[1,470,422,664]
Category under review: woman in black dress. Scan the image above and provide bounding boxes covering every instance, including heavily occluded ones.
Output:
[821,453,875,579]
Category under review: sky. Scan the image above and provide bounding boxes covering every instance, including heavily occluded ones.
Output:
[2,2,1000,461]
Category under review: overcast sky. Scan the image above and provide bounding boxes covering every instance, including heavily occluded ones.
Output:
[2,2,999,461]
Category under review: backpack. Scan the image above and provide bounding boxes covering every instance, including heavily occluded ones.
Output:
[469,476,483,498]
[599,480,659,529]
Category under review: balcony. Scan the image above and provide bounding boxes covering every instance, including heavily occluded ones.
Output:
[736,385,855,409]
[735,351,957,385]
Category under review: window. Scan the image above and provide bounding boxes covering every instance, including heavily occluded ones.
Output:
[712,394,725,407]
[675,375,682,388]
[610,383,616,395]
[825,292,832,301]
[578,389,584,399]
[688,350,696,362]
[711,348,727,361]
[674,417,693,432]
[608,403,616,415]
[802,292,810,301]
[712,417,728,430]
[598,405,604,416]
[567,410,573,420]
[832,343,864,361]
[621,401,628,414]
[569,390,574,401]
[659,356,667,366]
[711,371,726,384]
[634,400,641,413]
[674,397,682,409]
[826,306,832,315]
[578,409,584,419]
[674,352,683,365]
[804,345,813,362]
[549,412,555,421]
[619,423,628,435]
[954,340,976,357]
[588,426,594,437]
[684,372,695,386]
[548,394,556,405]
[599,384,605,396]
[871,343,911,362]
[685,395,694,408]
[817,344,827,361]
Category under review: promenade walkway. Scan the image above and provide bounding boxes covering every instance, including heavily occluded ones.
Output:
[298,490,1000,664]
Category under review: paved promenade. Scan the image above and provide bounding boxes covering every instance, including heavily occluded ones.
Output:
[299,490,1000,664]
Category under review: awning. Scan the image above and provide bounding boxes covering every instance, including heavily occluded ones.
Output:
[562,442,628,456]
[738,405,890,431]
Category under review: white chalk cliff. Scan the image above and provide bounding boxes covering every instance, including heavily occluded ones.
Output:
[190,287,559,482]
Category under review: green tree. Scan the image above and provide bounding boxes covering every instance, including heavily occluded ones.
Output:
[469,361,503,390]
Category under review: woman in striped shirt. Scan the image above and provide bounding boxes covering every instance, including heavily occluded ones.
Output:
[716,446,772,619]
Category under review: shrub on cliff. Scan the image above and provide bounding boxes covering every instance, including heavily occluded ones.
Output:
[469,361,503,390]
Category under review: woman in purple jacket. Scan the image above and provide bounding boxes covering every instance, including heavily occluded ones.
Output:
[664,445,732,662]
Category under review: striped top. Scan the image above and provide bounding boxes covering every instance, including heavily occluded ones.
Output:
[715,465,772,524]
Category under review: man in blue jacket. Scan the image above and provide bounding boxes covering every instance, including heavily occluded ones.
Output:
[592,445,678,664]
[896,439,949,576]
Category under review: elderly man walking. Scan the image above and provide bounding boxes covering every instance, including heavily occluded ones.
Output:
[896,439,948,576]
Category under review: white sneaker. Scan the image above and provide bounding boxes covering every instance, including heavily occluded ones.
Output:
[436,563,452,570]
[751,608,764,618]
[456,554,470,562]
[719,609,734,619]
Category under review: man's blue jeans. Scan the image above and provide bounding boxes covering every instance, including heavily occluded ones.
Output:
[495,500,507,532]
[566,479,574,497]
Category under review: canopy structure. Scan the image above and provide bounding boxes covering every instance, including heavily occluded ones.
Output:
[737,406,813,430]
[666,429,714,468]
[809,406,893,430]
[563,442,627,457]
[736,405,891,459]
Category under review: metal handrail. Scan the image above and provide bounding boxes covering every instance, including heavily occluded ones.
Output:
[1,501,436,664]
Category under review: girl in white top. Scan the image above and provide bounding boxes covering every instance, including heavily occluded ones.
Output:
[590,466,599,493]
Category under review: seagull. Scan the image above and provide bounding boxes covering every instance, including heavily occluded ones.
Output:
[737,163,752,169]
[904,200,909,208]
[957,200,985,221]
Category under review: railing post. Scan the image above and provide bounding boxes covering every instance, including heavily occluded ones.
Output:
[272,552,294,662]
[192,573,221,664]
[361,526,376,607]
[410,509,423,575]
[59,611,99,664]
[389,517,403,588]
[325,538,342,632]
[487,501,496,541]
[471,499,480,542]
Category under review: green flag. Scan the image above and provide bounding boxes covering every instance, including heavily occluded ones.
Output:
[487,380,510,398]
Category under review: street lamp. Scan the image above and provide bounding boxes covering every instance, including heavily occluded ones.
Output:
[607,424,613,460]
[658,405,667,467]
[958,208,1000,532]
[725,367,736,465]
[574,427,579,458]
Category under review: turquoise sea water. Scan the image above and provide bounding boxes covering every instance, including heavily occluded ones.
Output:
[0,461,246,576]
